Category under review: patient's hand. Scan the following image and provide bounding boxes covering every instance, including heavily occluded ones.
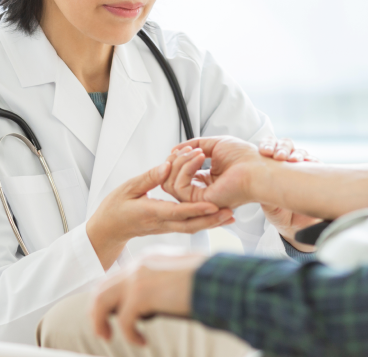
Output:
[162,136,319,251]
[90,253,205,345]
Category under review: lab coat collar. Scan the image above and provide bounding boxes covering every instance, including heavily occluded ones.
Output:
[51,38,152,158]
[0,23,102,155]
[0,23,151,161]
[0,23,58,88]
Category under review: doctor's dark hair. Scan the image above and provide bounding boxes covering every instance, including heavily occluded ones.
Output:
[0,0,43,34]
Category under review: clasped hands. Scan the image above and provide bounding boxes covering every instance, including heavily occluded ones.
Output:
[89,136,321,345]
[163,136,320,249]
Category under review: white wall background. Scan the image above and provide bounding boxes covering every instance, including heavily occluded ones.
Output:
[150,0,368,163]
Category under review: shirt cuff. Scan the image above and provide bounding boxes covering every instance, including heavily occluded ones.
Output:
[71,222,105,280]
[280,235,316,263]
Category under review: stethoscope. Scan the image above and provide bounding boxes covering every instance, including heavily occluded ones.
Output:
[0,29,194,256]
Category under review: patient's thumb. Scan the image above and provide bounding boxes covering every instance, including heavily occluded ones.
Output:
[127,162,171,197]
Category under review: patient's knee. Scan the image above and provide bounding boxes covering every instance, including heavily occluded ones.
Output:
[37,293,254,357]
[37,292,99,353]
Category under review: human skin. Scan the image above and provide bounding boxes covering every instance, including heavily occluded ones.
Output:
[163,138,320,252]
[40,0,157,92]
[91,254,205,345]
[171,136,368,220]
[86,161,234,270]
[38,1,234,270]
[90,136,368,345]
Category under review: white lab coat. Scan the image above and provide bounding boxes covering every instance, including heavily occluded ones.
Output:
[0,22,287,344]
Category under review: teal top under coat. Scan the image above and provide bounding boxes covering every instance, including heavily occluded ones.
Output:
[88,92,108,118]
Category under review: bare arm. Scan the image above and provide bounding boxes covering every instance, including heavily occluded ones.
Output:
[170,136,368,221]
[251,161,368,220]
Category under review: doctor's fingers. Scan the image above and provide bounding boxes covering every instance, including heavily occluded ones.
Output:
[163,148,204,187]
[172,156,209,202]
[305,155,320,162]
[259,136,277,157]
[161,208,235,235]
[259,137,316,162]
[172,137,225,157]
[166,146,194,164]
[259,137,295,160]
[289,149,309,162]
[273,138,295,161]
[123,161,172,199]
[155,201,220,221]
[163,151,206,200]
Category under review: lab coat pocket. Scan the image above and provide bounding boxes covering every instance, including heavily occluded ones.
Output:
[1,168,86,253]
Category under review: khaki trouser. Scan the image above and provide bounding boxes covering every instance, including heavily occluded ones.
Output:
[37,293,261,357]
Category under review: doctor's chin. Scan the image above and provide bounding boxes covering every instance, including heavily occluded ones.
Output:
[0,0,367,356]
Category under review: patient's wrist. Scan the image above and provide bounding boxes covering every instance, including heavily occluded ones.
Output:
[247,158,278,204]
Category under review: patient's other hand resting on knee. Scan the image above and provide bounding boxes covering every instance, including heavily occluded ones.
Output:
[90,253,205,345]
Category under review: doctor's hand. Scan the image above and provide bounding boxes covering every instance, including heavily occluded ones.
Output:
[163,136,319,252]
[90,253,204,345]
[259,136,319,163]
[87,162,234,271]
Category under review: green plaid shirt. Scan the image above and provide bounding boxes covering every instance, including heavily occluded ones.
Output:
[192,254,368,357]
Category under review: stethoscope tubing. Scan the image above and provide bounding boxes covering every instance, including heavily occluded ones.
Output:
[0,134,69,255]
[137,30,194,140]
[0,28,193,256]
[0,108,41,150]
[0,183,30,255]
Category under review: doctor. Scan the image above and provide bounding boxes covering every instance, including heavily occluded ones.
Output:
[0,0,317,345]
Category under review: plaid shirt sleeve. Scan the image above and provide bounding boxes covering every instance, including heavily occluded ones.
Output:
[192,254,368,357]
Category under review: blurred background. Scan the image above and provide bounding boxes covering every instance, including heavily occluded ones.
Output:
[151,0,368,164]
[150,0,368,252]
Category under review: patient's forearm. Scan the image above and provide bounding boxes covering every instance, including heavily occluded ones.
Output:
[251,161,368,220]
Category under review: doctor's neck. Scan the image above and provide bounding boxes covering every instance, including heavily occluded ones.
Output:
[40,1,113,93]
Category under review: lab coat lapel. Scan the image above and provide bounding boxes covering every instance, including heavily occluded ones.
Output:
[0,22,102,156]
[88,40,150,211]
[0,23,58,88]
[52,58,103,156]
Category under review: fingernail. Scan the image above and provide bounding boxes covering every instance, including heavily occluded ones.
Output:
[186,148,203,158]
[264,145,273,152]
[276,150,287,158]
[176,147,192,157]
[294,154,303,162]
[173,149,179,155]
[158,162,169,177]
